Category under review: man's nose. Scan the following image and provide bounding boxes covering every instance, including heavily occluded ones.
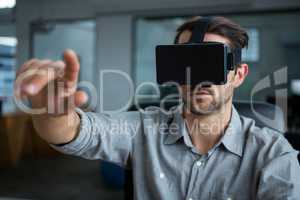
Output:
[200,84,212,88]
[191,83,212,90]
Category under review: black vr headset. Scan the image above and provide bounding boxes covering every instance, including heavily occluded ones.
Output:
[156,17,242,86]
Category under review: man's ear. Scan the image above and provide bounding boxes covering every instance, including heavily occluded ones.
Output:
[232,63,249,88]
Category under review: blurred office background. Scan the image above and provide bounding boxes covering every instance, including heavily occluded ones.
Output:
[0,0,300,199]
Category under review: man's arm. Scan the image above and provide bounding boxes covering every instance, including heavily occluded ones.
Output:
[51,109,140,167]
[31,110,81,145]
[14,50,84,145]
[14,49,138,167]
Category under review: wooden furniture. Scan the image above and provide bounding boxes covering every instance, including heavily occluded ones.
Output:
[0,113,58,168]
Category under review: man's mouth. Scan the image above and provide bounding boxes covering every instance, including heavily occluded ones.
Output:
[195,89,212,96]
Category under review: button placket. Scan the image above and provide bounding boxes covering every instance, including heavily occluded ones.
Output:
[196,160,205,167]
[186,157,207,199]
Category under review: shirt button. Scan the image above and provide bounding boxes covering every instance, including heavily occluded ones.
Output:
[196,160,204,167]
[188,198,193,200]
[159,173,165,179]
[227,198,233,200]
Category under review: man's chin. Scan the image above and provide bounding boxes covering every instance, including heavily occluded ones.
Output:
[187,102,218,115]
[194,106,216,115]
[183,96,220,115]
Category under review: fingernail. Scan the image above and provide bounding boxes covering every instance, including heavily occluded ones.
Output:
[82,92,88,103]
[25,84,36,94]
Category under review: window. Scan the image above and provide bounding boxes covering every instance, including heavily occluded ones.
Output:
[134,12,300,101]
[242,28,259,62]
[32,20,96,82]
[0,0,15,9]
[0,36,17,114]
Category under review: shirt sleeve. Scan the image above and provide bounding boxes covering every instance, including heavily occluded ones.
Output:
[257,150,300,200]
[50,108,141,168]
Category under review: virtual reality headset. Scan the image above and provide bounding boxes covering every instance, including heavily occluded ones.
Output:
[156,17,242,86]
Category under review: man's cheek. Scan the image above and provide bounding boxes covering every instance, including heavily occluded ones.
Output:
[227,71,235,81]
[222,84,234,100]
[216,86,228,101]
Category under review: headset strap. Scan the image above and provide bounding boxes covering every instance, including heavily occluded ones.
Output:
[188,17,212,43]
[175,16,242,67]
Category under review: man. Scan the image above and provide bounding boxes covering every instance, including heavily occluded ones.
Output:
[15,16,300,199]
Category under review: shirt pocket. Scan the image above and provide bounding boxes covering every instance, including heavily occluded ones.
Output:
[209,174,247,200]
[209,189,250,200]
[151,165,177,192]
[210,192,234,200]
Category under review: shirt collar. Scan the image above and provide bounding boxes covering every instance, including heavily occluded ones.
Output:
[163,105,185,145]
[220,106,244,157]
[163,105,244,157]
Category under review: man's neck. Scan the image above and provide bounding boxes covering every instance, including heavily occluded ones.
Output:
[182,102,232,154]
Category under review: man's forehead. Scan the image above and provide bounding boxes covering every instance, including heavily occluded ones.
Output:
[177,30,192,44]
[177,30,231,46]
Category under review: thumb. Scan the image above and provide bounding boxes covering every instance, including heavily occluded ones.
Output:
[74,90,88,108]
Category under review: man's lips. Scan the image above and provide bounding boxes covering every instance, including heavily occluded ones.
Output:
[195,89,212,95]
[196,91,210,95]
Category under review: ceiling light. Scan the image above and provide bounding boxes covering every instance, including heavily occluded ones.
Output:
[0,37,17,46]
[0,0,16,9]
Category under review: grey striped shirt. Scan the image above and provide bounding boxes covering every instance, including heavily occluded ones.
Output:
[52,106,300,200]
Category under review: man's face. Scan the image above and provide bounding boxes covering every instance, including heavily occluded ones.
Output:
[178,31,245,115]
